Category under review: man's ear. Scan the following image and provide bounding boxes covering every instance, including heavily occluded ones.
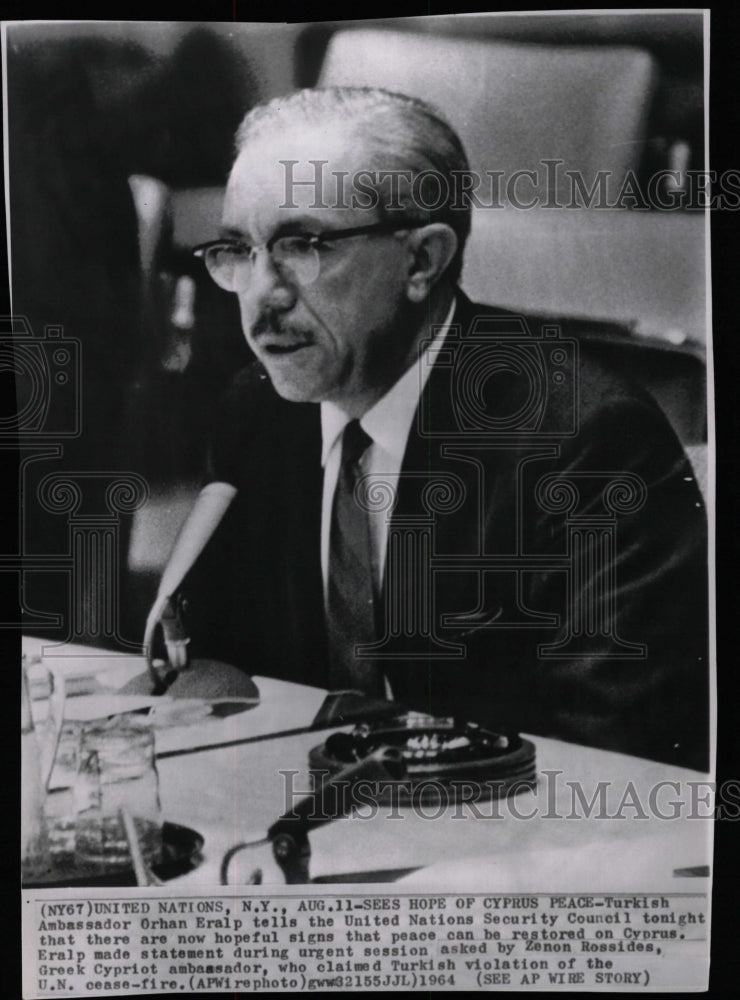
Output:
[405,223,458,302]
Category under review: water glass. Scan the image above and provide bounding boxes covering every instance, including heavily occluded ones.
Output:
[74,714,163,873]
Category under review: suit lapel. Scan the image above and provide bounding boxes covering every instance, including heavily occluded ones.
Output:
[381,294,528,660]
[379,296,484,666]
[390,292,502,549]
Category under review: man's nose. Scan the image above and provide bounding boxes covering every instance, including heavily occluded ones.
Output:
[243,247,298,313]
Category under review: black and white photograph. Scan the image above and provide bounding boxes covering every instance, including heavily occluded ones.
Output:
[9,12,716,994]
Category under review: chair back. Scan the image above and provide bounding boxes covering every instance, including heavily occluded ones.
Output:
[320,28,657,203]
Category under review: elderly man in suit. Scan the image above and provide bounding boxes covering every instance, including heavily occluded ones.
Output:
[147,87,708,771]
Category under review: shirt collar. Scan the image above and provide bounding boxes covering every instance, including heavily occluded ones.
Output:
[320,297,457,466]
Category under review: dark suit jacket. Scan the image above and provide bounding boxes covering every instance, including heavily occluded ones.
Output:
[182,293,709,771]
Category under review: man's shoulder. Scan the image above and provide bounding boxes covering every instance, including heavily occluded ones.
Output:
[455,294,667,422]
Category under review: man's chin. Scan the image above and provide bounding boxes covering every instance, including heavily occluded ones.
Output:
[263,369,328,404]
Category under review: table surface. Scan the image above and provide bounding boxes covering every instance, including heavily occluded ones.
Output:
[24,637,713,892]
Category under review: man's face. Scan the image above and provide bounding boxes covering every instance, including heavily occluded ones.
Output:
[222,125,415,413]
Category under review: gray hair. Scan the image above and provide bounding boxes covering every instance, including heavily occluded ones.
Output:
[235,86,472,283]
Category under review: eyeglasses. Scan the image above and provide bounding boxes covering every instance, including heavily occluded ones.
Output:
[193,220,422,292]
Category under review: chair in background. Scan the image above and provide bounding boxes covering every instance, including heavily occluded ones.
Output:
[461,208,707,348]
[460,205,709,461]
[319,28,657,204]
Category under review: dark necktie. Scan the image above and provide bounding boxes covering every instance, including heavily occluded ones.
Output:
[326,419,380,694]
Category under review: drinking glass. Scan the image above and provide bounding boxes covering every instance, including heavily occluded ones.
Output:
[74,715,163,873]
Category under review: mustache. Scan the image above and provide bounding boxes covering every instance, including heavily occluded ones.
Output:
[251,311,312,341]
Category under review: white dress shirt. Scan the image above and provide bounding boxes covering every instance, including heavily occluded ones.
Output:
[320,299,456,601]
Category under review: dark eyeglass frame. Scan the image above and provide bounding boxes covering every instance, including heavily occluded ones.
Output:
[192,219,425,264]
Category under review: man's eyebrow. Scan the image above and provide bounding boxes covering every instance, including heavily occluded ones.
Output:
[218,226,251,240]
[218,226,249,240]
[218,216,334,242]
